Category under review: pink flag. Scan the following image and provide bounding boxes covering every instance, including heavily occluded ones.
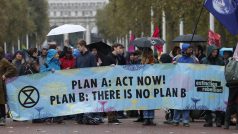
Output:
[208,30,221,48]
[233,43,238,61]
[128,34,135,52]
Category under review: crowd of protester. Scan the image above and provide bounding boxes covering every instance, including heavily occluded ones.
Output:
[0,39,237,130]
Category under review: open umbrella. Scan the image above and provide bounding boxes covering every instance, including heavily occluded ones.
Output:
[47,24,86,36]
[87,41,111,56]
[132,37,165,48]
[219,47,233,56]
[172,34,207,43]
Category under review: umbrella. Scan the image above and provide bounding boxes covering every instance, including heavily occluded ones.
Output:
[219,47,233,56]
[132,37,165,48]
[47,24,86,36]
[87,41,111,56]
[172,34,207,43]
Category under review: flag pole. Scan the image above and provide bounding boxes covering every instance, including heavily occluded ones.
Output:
[191,1,205,42]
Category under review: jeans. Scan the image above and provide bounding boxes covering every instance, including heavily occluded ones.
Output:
[143,110,154,119]
[173,110,190,123]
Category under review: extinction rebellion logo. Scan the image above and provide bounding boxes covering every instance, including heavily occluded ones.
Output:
[212,0,237,15]
[18,86,40,108]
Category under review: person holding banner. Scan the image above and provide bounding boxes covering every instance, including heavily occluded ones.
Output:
[201,45,224,127]
[0,47,17,126]
[173,43,198,127]
[104,44,123,124]
[60,47,75,69]
[12,50,27,76]
[39,49,64,124]
[75,40,102,125]
[40,49,61,73]
[194,45,206,63]
[141,47,156,126]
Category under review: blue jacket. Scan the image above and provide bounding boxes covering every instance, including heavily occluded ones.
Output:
[177,55,197,63]
[40,49,61,72]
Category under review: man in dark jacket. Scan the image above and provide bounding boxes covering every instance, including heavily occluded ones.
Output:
[103,44,121,66]
[114,44,127,119]
[75,40,99,125]
[103,43,123,123]
[75,40,96,68]
[201,45,224,127]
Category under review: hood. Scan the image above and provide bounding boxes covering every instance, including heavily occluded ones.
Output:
[207,45,218,57]
[0,47,3,59]
[182,43,191,53]
[13,50,25,59]
[47,49,58,62]
[160,53,172,63]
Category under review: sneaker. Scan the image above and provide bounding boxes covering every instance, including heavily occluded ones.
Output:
[108,119,121,124]
[183,123,190,127]
[163,120,173,124]
[216,122,222,127]
[0,118,6,126]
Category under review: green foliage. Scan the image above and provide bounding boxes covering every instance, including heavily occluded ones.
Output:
[28,0,49,44]
[96,0,238,47]
[0,0,49,46]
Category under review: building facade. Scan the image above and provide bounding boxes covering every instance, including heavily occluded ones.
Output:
[48,0,108,43]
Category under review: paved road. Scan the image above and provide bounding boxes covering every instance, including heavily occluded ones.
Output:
[1,111,238,134]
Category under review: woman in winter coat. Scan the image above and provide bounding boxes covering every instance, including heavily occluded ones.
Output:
[40,49,60,72]
[39,49,64,124]
[24,48,40,74]
[60,47,75,69]
[12,51,28,76]
[0,47,17,126]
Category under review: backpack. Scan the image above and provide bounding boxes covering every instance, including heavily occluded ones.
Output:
[225,58,238,82]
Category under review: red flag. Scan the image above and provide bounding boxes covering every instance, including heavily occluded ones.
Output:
[153,26,163,52]
[208,30,221,48]
[128,34,135,52]
[152,26,160,38]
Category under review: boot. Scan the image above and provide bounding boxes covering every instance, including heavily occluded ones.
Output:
[0,117,6,126]
[142,119,150,126]
[224,105,231,129]
[149,119,156,126]
[204,111,213,127]
[224,121,229,129]
[203,121,213,127]
[216,119,222,127]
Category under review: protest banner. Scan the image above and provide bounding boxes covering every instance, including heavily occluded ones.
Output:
[6,63,228,120]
